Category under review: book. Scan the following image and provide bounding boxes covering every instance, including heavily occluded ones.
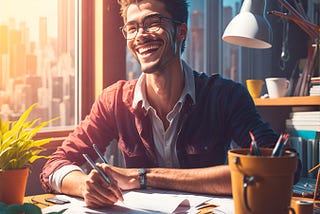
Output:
[286,118,320,125]
[307,139,319,178]
[288,129,319,140]
[286,124,320,132]
[286,111,320,133]
[289,111,320,118]
[290,137,308,177]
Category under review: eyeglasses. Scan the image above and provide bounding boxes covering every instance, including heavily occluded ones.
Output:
[120,14,182,40]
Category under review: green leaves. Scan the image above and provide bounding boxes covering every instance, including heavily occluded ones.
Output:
[0,202,42,214]
[0,103,59,170]
[0,202,67,214]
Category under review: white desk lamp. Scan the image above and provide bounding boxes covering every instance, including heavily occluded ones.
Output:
[222,0,272,49]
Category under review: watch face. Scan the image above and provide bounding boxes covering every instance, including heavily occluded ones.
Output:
[138,168,146,175]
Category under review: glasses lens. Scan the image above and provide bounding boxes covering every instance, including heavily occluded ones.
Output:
[143,15,161,33]
[122,22,137,40]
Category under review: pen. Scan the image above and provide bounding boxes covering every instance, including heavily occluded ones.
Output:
[82,153,111,184]
[93,144,109,164]
[249,131,261,156]
[278,133,289,157]
[308,163,320,174]
[271,133,283,157]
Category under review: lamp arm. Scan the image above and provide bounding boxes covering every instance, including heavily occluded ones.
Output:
[268,11,319,32]
[268,10,319,39]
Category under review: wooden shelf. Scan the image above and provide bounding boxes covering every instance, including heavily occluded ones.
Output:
[254,96,320,106]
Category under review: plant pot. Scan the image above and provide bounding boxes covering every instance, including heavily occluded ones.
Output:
[0,168,29,205]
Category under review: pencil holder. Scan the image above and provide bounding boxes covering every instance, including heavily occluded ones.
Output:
[228,148,298,214]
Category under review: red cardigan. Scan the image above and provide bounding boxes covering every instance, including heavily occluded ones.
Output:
[40,72,278,192]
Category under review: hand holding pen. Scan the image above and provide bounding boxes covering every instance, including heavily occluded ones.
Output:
[82,144,124,206]
[82,153,111,184]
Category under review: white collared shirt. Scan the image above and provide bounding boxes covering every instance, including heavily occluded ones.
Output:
[132,60,195,167]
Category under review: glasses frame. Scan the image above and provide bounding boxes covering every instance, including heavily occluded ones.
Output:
[120,13,182,40]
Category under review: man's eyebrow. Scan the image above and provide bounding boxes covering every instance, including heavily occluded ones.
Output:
[125,13,162,24]
[125,20,137,25]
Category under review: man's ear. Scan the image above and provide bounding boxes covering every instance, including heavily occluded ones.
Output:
[176,23,188,41]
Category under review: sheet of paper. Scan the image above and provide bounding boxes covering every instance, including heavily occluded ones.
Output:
[42,189,234,214]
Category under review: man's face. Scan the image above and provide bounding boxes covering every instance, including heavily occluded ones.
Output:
[125,0,180,74]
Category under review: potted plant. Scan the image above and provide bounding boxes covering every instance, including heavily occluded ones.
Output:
[0,103,58,205]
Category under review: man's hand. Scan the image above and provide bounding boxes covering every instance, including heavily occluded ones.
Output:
[82,165,124,208]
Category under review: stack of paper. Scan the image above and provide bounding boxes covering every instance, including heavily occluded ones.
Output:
[42,189,234,214]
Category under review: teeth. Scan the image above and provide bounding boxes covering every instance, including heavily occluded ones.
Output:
[138,45,159,54]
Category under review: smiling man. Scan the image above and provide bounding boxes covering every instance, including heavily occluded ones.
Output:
[40,0,280,208]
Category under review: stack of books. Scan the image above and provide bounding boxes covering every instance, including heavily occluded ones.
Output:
[286,111,320,137]
[286,110,320,178]
[309,77,320,96]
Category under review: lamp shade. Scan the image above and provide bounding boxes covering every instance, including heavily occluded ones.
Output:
[222,0,272,49]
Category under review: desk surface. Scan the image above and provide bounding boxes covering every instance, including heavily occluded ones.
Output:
[25,191,234,214]
[24,193,319,213]
[24,194,56,209]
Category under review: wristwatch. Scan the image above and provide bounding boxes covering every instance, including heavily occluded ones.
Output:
[138,168,147,189]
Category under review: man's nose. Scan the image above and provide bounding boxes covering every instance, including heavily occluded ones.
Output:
[136,25,148,37]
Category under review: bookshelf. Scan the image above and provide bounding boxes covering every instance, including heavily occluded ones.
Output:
[254,96,320,106]
[254,96,320,133]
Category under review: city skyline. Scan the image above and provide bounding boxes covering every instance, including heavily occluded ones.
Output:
[0,0,76,127]
[0,0,57,41]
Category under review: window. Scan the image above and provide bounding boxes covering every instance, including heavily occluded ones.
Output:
[185,0,248,82]
[0,0,79,128]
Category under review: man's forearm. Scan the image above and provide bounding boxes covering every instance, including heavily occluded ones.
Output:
[61,170,87,197]
[61,165,232,197]
[146,165,232,195]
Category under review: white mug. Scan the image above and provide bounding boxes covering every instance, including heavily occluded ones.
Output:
[265,77,290,98]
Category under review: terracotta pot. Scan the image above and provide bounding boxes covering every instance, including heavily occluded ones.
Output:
[0,168,29,205]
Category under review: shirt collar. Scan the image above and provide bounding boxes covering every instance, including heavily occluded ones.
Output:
[132,60,196,110]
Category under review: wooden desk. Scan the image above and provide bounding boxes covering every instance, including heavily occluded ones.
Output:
[24,194,56,209]
[25,194,319,212]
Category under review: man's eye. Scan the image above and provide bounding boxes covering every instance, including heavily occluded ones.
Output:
[148,21,160,27]
[145,21,160,31]
[126,25,137,33]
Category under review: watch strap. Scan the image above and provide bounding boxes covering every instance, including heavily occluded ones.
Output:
[138,168,147,189]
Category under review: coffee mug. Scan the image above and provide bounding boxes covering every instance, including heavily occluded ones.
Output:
[265,78,290,98]
[294,200,313,214]
[246,79,264,98]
